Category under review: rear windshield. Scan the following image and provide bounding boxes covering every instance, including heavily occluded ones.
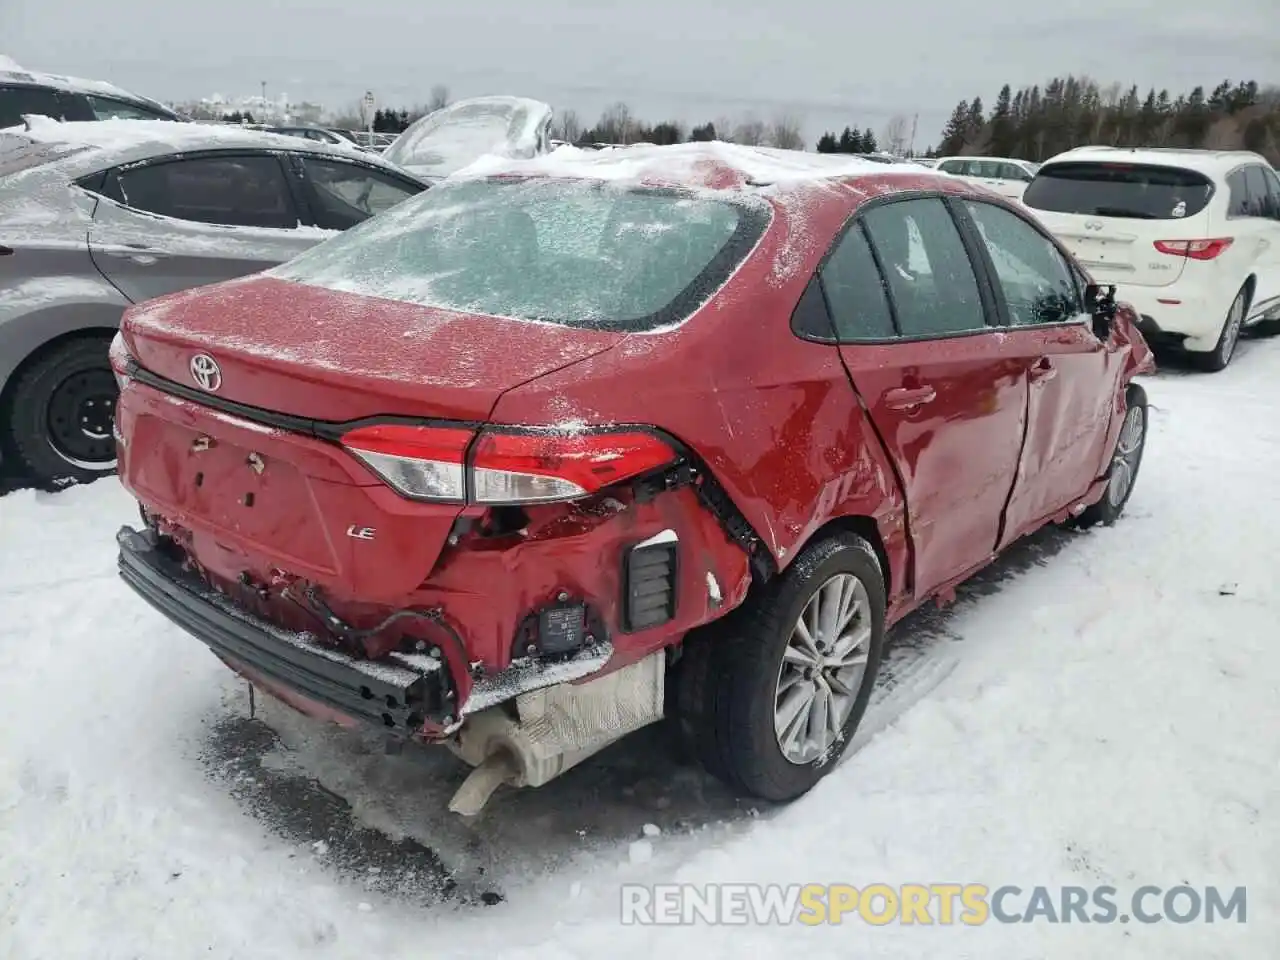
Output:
[271,177,769,332]
[1023,161,1215,220]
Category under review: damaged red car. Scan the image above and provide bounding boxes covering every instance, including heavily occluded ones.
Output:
[111,145,1155,814]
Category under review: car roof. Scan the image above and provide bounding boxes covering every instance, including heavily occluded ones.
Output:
[2,116,423,180]
[448,140,978,208]
[1042,145,1270,176]
[0,64,176,116]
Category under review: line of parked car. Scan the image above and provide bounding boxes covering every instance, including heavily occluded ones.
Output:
[3,58,1279,814]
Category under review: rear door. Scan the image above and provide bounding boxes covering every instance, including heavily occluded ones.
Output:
[1022,160,1217,288]
[956,198,1118,543]
[829,195,1029,598]
[87,151,317,304]
[1237,164,1280,318]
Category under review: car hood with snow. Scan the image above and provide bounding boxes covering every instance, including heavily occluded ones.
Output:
[382,96,552,181]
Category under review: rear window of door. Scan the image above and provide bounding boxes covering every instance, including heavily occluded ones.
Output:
[0,85,68,127]
[1243,165,1274,217]
[861,197,987,337]
[113,154,299,229]
[818,225,896,341]
[298,156,423,229]
[1023,162,1215,220]
[963,200,1083,326]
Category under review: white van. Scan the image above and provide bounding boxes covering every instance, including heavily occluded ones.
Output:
[1023,146,1280,371]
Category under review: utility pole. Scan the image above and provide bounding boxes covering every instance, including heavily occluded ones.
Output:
[260,80,267,122]
[909,113,918,157]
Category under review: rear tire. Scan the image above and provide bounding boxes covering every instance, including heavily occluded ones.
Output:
[1188,286,1248,372]
[676,532,886,802]
[1074,382,1148,529]
[4,336,118,488]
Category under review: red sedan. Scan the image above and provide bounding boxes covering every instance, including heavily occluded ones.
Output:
[110,145,1154,813]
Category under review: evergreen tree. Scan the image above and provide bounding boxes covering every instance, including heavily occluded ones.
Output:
[990,84,1014,154]
[816,131,839,153]
[938,100,970,155]
[861,128,879,153]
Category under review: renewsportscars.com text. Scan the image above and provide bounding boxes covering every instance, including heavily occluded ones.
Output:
[620,883,1247,926]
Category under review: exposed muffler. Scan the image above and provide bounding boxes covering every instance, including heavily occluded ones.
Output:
[446,650,666,815]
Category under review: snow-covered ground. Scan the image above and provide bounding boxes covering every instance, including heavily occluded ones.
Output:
[3,341,1279,959]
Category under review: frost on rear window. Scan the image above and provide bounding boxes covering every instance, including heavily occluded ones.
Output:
[1023,162,1215,220]
[269,178,769,332]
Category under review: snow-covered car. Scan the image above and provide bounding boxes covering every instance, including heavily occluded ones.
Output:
[0,58,182,128]
[109,142,1154,815]
[0,118,429,486]
[264,125,378,156]
[382,96,553,182]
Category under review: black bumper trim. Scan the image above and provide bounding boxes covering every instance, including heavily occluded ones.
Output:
[116,526,447,733]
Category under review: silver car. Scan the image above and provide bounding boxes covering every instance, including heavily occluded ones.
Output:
[0,119,428,486]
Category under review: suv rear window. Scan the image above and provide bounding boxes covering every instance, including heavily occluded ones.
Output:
[271,177,770,332]
[1023,161,1215,220]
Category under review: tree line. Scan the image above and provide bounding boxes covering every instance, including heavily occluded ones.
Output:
[938,77,1280,162]
[337,75,1280,163]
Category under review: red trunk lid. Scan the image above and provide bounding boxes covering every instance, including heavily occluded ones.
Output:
[119,276,622,422]
[116,276,624,600]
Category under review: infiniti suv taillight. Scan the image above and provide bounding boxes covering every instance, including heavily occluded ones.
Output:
[1153,238,1233,260]
[340,423,677,504]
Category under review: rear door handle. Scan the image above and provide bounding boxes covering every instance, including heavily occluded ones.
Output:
[99,243,170,263]
[1030,359,1057,383]
[884,385,937,410]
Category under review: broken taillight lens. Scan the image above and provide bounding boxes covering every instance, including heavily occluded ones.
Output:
[1153,238,1233,260]
[340,424,677,505]
[340,423,472,502]
[470,428,677,505]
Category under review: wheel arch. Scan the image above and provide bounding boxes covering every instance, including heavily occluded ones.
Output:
[1,320,121,415]
[0,299,126,402]
[788,513,896,602]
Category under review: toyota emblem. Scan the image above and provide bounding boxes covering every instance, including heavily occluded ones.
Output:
[1085,220,1104,231]
[190,354,222,392]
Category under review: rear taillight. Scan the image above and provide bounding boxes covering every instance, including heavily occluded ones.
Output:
[340,424,677,505]
[1153,238,1233,261]
[470,429,676,505]
[341,424,472,502]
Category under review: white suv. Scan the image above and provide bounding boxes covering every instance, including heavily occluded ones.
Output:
[1023,146,1280,371]
[934,156,1039,202]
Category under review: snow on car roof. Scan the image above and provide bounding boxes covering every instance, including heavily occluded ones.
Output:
[454,140,935,192]
[3,116,415,175]
[0,62,166,107]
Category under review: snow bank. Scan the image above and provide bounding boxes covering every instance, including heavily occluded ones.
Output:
[2,343,1279,958]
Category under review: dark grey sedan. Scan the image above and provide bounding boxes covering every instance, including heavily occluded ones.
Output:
[0,118,428,486]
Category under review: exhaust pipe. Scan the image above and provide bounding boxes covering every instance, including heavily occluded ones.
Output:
[446,650,666,815]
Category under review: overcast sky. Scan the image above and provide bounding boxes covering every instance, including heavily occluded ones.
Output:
[4,0,1273,148]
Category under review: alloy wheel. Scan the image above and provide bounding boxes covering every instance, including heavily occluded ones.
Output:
[1220,293,1246,365]
[774,573,872,764]
[1107,405,1145,508]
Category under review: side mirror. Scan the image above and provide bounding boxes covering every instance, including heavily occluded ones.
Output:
[1085,282,1118,339]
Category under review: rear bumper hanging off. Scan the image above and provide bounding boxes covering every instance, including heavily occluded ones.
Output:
[115,525,452,734]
